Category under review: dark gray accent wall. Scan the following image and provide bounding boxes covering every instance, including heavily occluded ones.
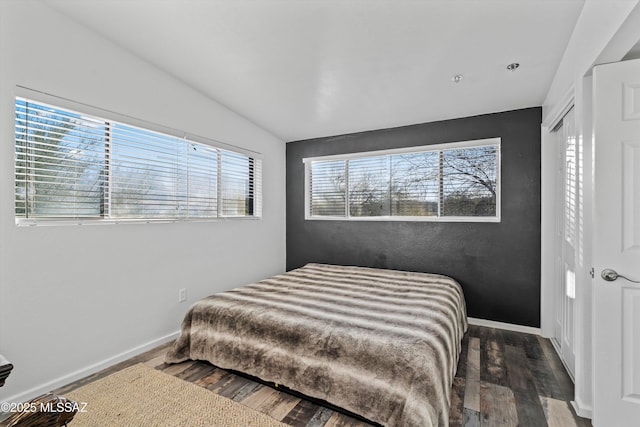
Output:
[286,107,541,327]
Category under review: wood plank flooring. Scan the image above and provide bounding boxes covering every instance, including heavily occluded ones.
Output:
[53,325,592,426]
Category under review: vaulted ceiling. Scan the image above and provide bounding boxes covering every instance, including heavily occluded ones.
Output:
[46,0,585,141]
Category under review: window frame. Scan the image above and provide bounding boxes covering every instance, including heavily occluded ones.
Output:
[14,88,262,226]
[303,137,501,222]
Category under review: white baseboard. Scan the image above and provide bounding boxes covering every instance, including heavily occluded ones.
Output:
[571,398,593,419]
[468,317,541,335]
[1,330,180,404]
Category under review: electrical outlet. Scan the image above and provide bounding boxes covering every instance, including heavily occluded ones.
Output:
[178,288,187,303]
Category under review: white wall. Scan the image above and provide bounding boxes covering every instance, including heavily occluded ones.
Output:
[0,0,286,402]
[541,0,640,418]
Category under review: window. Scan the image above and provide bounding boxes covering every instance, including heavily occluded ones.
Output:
[304,138,500,221]
[15,97,261,223]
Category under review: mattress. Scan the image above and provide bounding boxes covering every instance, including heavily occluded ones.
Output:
[165,263,467,426]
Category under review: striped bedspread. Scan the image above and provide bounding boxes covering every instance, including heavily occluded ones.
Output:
[165,263,467,427]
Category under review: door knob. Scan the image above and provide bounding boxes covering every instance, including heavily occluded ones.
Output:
[601,268,640,283]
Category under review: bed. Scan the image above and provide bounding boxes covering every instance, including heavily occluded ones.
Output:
[165,263,467,427]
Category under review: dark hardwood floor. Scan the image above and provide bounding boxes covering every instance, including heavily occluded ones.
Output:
[53,325,592,426]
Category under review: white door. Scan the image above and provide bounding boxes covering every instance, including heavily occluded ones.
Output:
[552,108,577,378]
[593,58,640,426]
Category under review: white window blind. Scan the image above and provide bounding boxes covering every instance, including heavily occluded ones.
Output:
[309,160,346,217]
[15,97,261,223]
[184,140,219,218]
[110,123,189,219]
[563,124,577,246]
[15,99,107,218]
[304,138,500,222]
[220,150,259,217]
[349,155,390,217]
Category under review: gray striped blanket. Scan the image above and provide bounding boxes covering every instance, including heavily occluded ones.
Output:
[165,263,467,427]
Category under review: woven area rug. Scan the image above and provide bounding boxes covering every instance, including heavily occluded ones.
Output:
[66,363,290,427]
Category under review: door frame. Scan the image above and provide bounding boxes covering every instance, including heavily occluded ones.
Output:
[540,88,573,342]
[541,90,570,323]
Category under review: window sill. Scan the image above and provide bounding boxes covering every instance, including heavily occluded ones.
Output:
[304,215,500,223]
[15,216,261,227]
